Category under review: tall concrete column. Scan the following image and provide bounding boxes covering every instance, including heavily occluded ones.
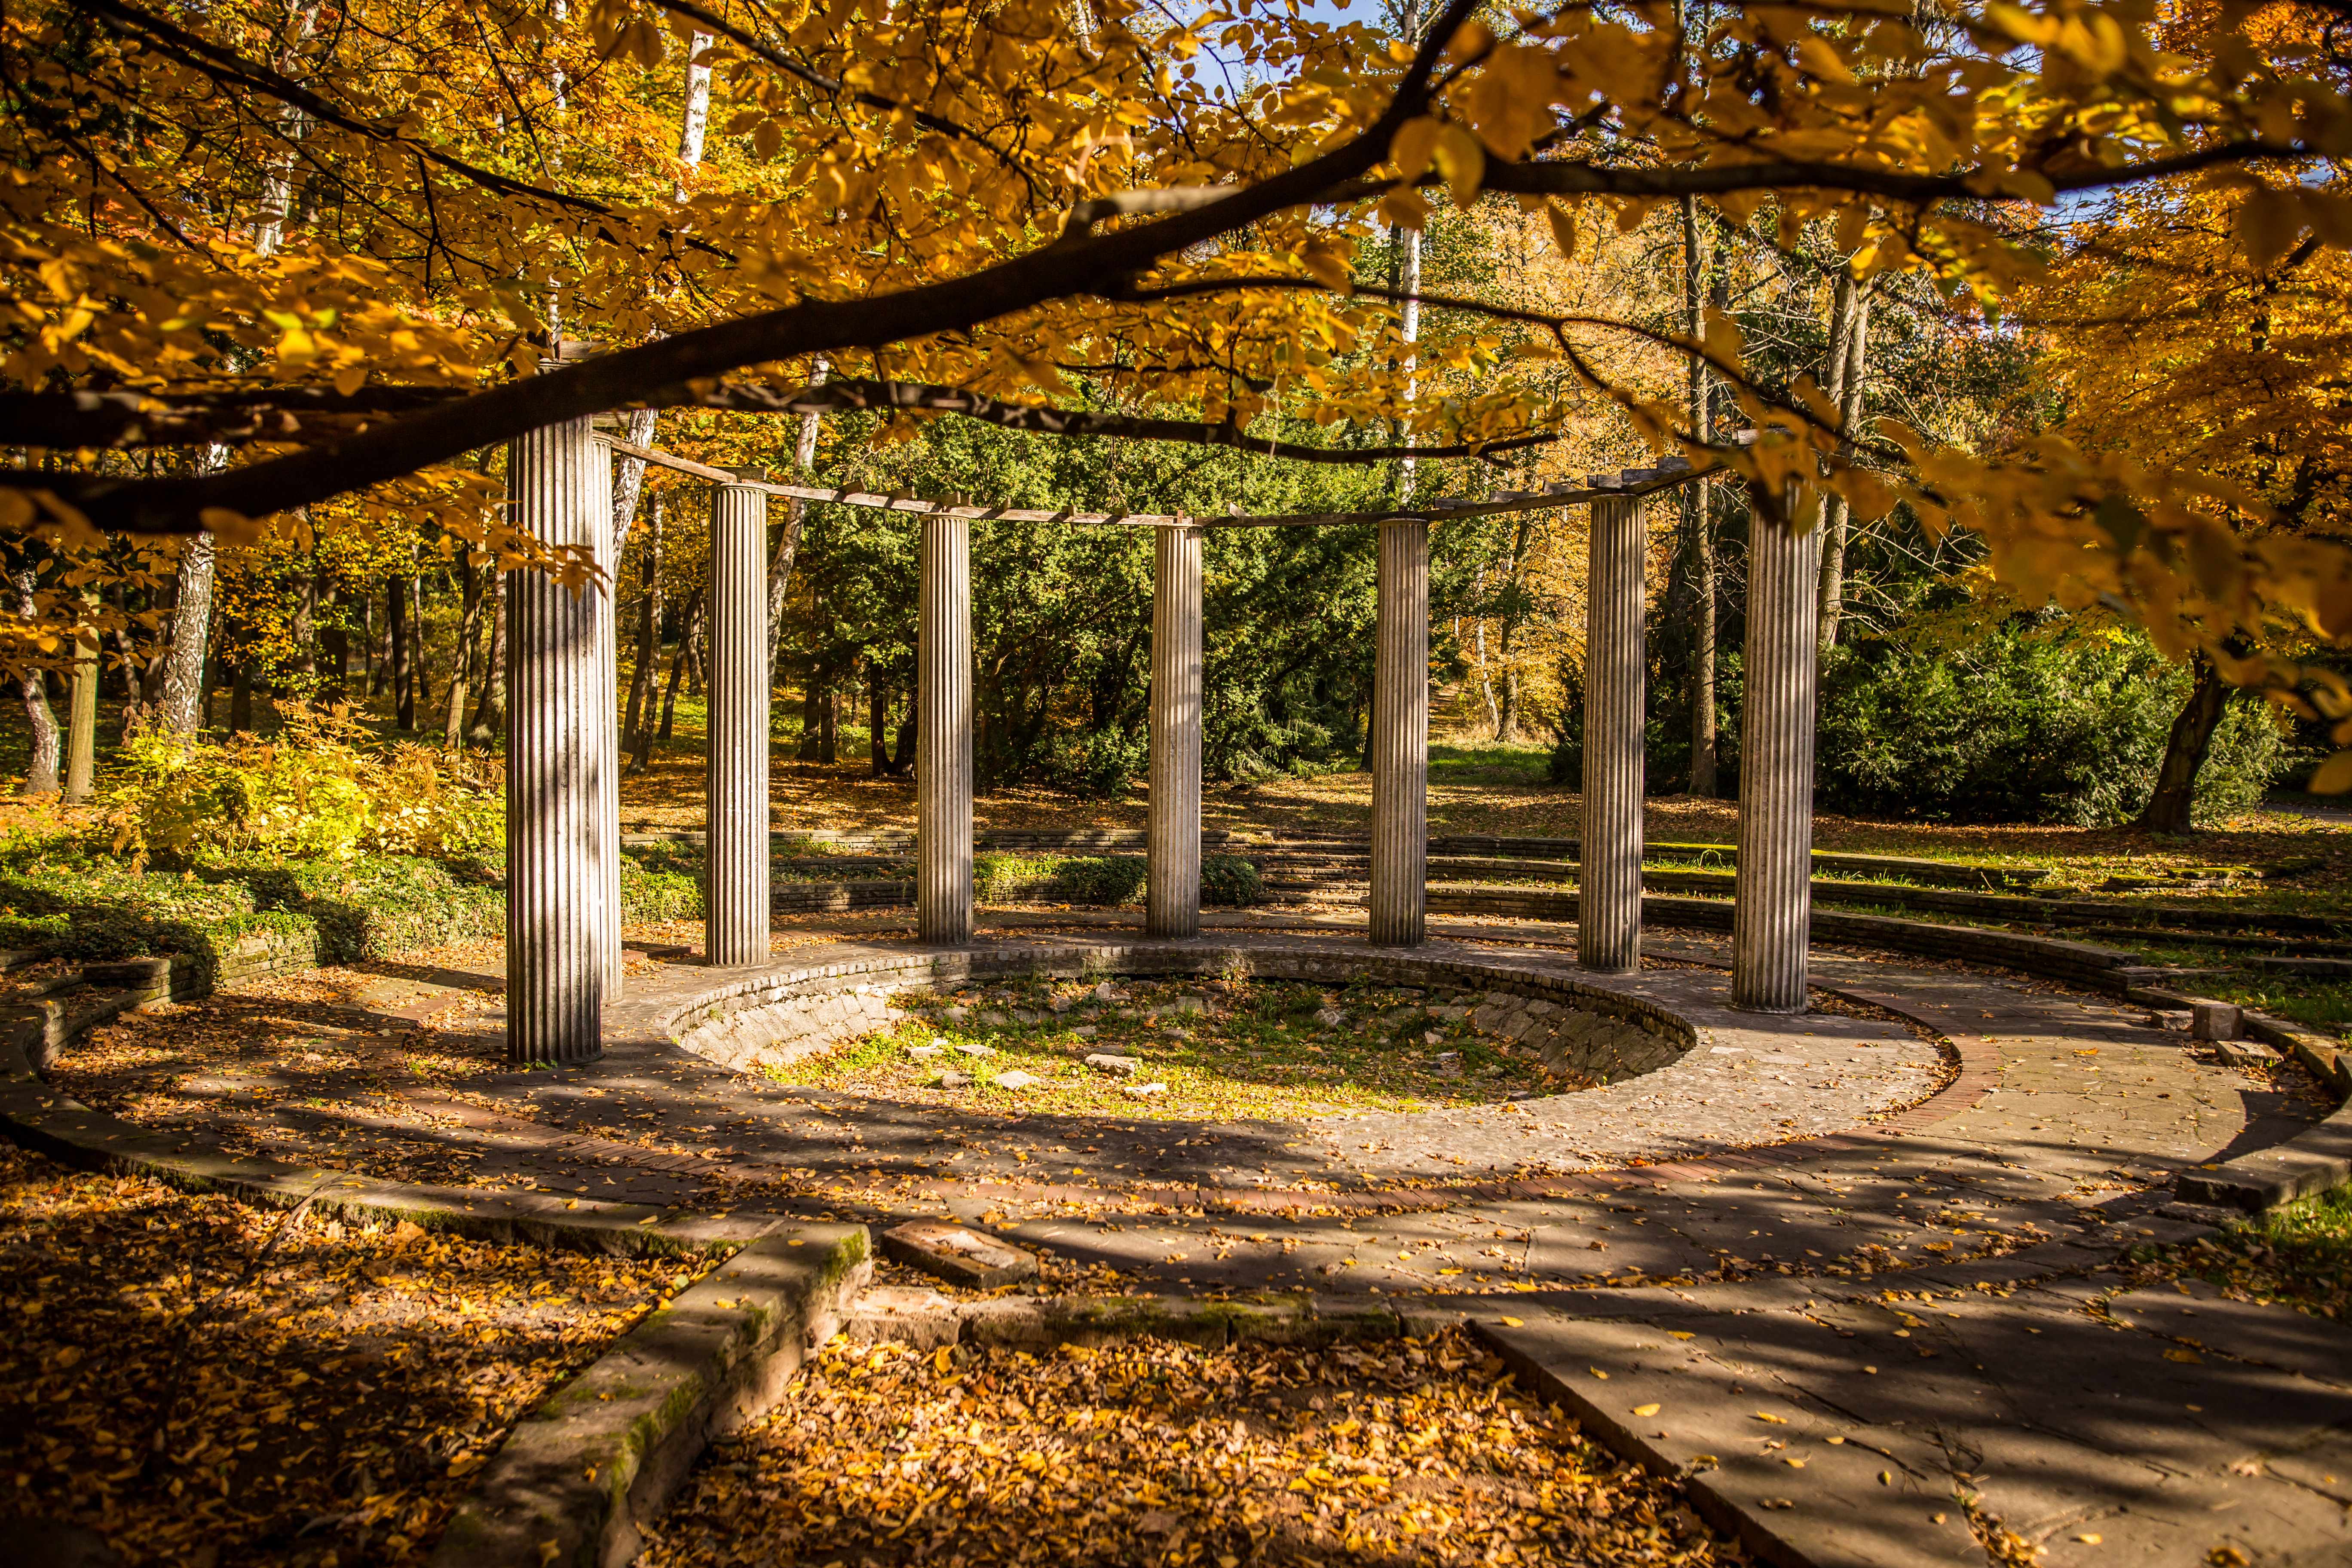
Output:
[706,470,771,966]
[1733,493,1823,1012]
[1369,518,1428,947]
[1580,476,1646,973]
[1147,523,1203,937]
[917,515,973,944]
[505,416,614,1063]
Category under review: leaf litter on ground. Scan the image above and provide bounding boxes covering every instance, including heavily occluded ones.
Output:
[641,1329,1741,1568]
[0,1141,692,1565]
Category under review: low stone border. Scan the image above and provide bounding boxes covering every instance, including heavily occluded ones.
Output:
[846,1283,1460,1350]
[2175,1007,2352,1210]
[617,938,1703,1086]
[428,1225,871,1568]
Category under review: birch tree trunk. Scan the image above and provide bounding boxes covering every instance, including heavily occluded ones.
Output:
[1817,278,1871,649]
[622,493,663,767]
[158,529,216,740]
[605,35,714,554]
[766,356,828,668]
[65,614,98,803]
[1681,194,1718,796]
[16,570,59,795]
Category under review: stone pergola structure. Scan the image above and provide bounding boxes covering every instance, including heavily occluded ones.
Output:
[497,433,1824,1063]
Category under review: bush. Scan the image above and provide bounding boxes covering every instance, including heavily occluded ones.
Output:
[2195,697,2289,821]
[1202,853,1264,906]
[1812,624,2241,826]
[974,853,1149,905]
[1038,729,1148,799]
[102,708,502,868]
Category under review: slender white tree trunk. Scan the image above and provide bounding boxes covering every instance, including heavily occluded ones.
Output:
[765,356,828,666]
[17,570,60,794]
[158,523,217,740]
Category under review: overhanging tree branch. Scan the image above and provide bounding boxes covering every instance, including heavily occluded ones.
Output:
[18,0,1489,534]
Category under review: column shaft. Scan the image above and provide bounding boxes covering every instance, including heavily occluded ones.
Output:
[1148,525,1204,937]
[706,479,771,965]
[1579,484,1646,973]
[1369,519,1428,947]
[505,416,612,1063]
[1732,499,1823,1012]
[917,516,973,943]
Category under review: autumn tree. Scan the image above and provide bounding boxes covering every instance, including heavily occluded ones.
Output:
[9,0,2352,781]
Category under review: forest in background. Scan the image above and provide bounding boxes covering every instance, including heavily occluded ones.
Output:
[67,188,2299,831]
[11,0,2350,833]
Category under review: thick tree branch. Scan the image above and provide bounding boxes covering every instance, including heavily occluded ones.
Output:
[19,0,1488,535]
[1475,139,2315,204]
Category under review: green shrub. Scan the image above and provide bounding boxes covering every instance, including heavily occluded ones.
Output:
[1812,624,2283,826]
[0,850,504,989]
[620,855,704,922]
[1202,853,1264,906]
[1038,729,1148,799]
[102,707,502,868]
[973,853,1149,905]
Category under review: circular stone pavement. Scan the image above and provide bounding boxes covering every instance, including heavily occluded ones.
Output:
[43,910,2352,1565]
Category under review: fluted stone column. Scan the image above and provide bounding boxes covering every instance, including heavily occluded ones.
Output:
[1580,476,1645,974]
[1148,523,1203,937]
[917,515,973,944]
[505,416,615,1063]
[705,471,771,966]
[1733,496,1823,1012]
[1369,518,1429,947]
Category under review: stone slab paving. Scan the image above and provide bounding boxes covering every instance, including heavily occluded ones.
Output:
[40,912,2352,1564]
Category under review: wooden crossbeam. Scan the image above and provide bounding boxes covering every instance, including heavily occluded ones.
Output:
[599,437,1709,527]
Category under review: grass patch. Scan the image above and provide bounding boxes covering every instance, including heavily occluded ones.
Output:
[776,975,1572,1120]
[2126,1186,2352,1321]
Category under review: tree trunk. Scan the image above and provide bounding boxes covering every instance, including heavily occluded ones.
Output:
[2136,653,2236,835]
[319,583,348,701]
[65,624,98,803]
[622,494,663,764]
[158,533,216,740]
[19,669,60,796]
[893,704,916,772]
[389,570,413,727]
[657,585,705,743]
[766,356,827,671]
[229,662,254,735]
[410,570,431,717]
[291,548,317,688]
[869,673,890,775]
[1818,273,1871,649]
[818,675,838,763]
[443,553,481,747]
[15,570,58,796]
[1687,251,1727,797]
[470,574,506,741]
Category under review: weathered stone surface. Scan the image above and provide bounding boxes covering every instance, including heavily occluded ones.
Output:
[1084,1053,1141,1076]
[879,1221,1039,1288]
[429,1226,870,1568]
[992,1070,1044,1090]
[2193,1000,2245,1041]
